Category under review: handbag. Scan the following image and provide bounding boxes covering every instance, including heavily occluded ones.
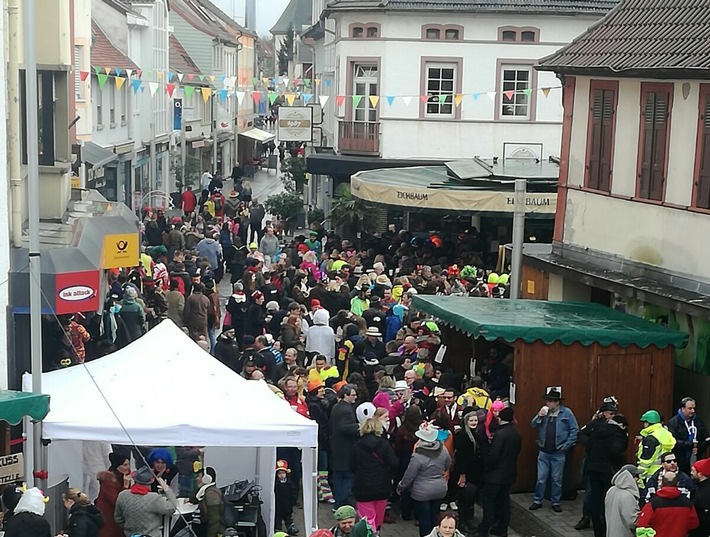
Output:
[223,310,232,329]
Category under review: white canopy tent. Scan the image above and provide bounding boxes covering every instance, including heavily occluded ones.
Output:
[22,320,319,534]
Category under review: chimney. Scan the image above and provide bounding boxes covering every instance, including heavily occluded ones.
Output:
[245,0,256,30]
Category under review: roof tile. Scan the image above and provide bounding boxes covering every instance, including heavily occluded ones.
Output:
[326,0,616,14]
[90,20,138,72]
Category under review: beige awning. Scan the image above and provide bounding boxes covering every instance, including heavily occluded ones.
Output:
[239,127,276,143]
[351,166,557,214]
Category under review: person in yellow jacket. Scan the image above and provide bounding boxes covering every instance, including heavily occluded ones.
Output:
[457,377,493,411]
[637,410,677,482]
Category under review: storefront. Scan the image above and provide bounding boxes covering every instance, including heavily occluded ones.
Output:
[237,127,275,176]
[83,141,118,202]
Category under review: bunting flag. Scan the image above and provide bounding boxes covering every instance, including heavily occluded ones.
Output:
[402,96,412,107]
[140,86,145,93]
[227,76,236,87]
[454,94,463,107]
[542,87,551,98]
[319,95,329,107]
[80,71,89,82]
[132,79,142,94]
[157,70,163,80]
[336,95,346,107]
[352,95,363,108]
[236,91,245,104]
[201,87,212,102]
[177,73,184,82]
[369,95,380,107]
[286,93,296,106]
[115,68,122,77]
[115,77,126,92]
[503,90,514,100]
[303,93,313,104]
[269,92,279,105]
[419,95,429,104]
[251,91,262,104]
[523,88,532,97]
[184,85,195,100]
[187,74,195,81]
[241,76,247,85]
[252,77,258,86]
[104,67,111,75]
[94,66,101,75]
[437,94,447,104]
[97,73,109,90]
[219,88,228,101]
[325,79,331,88]
[168,72,174,82]
[282,77,290,87]
[386,95,395,106]
[487,92,496,101]
[135,69,142,77]
[472,93,480,100]
[198,75,205,81]
[126,69,133,78]
[315,78,321,86]
[149,82,159,96]
[165,83,176,97]
[304,79,311,88]
[209,75,215,83]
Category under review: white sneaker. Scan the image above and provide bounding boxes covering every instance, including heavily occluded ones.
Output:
[449,501,458,511]
[440,503,449,511]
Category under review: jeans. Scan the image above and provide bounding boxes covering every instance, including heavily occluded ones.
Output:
[208,325,216,355]
[332,471,354,508]
[412,498,442,537]
[589,472,612,537]
[533,450,566,505]
[478,483,511,537]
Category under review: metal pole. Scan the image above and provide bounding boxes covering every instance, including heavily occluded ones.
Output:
[181,103,186,189]
[212,96,218,175]
[510,178,526,300]
[149,122,157,205]
[25,0,45,489]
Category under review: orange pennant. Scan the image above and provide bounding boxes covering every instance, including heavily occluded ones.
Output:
[454,94,463,107]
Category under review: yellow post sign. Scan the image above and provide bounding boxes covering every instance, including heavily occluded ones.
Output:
[102,233,139,268]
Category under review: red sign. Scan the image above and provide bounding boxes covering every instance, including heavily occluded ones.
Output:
[55,271,101,314]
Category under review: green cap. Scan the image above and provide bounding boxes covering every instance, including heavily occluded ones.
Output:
[334,505,357,521]
[641,410,661,424]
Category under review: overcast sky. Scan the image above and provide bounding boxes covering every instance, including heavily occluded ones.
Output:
[211,0,291,37]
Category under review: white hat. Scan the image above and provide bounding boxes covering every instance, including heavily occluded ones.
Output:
[373,262,385,271]
[394,380,409,391]
[356,402,376,425]
[365,327,382,338]
[266,301,280,311]
[406,288,419,296]
[415,422,439,443]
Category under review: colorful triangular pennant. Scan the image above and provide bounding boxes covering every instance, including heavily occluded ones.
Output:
[386,96,395,106]
[184,85,195,100]
[303,93,313,104]
[541,87,551,98]
[286,93,296,106]
[201,87,212,102]
[165,83,176,97]
[219,88,228,101]
[369,95,380,107]
[319,95,329,107]
[454,94,463,107]
[115,76,126,91]
[336,95,346,108]
[115,68,122,77]
[402,96,412,107]
[131,79,142,94]
[80,71,89,82]
[97,73,109,90]
[352,95,363,107]
[149,82,159,96]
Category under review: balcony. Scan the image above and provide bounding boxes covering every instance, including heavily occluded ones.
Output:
[338,121,380,156]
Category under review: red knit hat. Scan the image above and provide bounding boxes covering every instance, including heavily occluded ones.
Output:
[694,458,710,477]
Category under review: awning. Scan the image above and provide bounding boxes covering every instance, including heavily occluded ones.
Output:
[239,127,276,143]
[412,295,688,349]
[352,166,557,215]
[306,153,443,177]
[83,141,118,169]
[0,390,50,425]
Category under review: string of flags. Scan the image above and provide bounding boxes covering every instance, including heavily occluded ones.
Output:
[81,67,561,106]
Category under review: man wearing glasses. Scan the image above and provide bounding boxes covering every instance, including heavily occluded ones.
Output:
[642,451,696,505]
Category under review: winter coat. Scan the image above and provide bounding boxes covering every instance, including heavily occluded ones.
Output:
[352,433,398,502]
[691,478,710,537]
[604,468,639,537]
[3,511,52,537]
[114,487,176,537]
[305,309,336,361]
[196,238,221,270]
[484,422,522,486]
[118,296,145,342]
[166,290,184,327]
[398,440,451,501]
[307,393,331,447]
[67,503,104,537]
[637,486,699,537]
[424,528,466,537]
[580,417,629,477]
[245,304,266,337]
[214,334,240,370]
[192,484,225,537]
[226,293,249,333]
[330,400,359,472]
[96,470,127,537]
[453,425,487,485]
[644,468,695,504]
[183,291,210,339]
[637,423,677,481]
[668,412,710,470]
[249,204,265,225]
[259,234,280,259]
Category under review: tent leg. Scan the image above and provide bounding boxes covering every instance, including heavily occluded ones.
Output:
[308,447,318,533]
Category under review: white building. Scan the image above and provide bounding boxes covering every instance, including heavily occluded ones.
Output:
[527,0,710,409]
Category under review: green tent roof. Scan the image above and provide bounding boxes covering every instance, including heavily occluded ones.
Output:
[412,296,688,349]
[0,391,50,425]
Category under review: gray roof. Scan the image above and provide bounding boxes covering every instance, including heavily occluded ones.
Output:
[538,0,710,76]
[325,0,617,14]
[271,0,312,34]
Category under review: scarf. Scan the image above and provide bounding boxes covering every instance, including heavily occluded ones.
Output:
[129,484,151,495]
[195,482,215,501]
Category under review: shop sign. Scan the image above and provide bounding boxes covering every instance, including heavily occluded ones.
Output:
[56,271,100,314]
[278,106,313,142]
[0,453,23,485]
[102,233,139,268]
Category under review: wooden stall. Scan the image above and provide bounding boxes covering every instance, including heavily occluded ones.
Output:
[412,296,688,492]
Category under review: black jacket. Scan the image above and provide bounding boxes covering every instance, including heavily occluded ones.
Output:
[352,433,398,501]
[579,417,628,477]
[484,422,522,485]
[67,504,104,537]
[307,394,332,447]
[668,413,709,468]
[330,400,359,472]
[691,478,710,537]
[453,427,487,485]
[4,511,52,537]
[214,334,240,371]
[244,304,266,337]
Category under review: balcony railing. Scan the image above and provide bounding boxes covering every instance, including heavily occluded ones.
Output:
[338,121,380,156]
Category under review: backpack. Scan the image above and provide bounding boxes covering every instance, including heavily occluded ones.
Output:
[213,194,224,212]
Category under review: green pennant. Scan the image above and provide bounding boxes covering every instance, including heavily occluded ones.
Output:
[523,88,533,97]
[94,66,101,75]
[97,73,109,90]
[252,77,258,86]
[352,95,363,108]
[268,92,278,105]
[198,74,205,81]
[184,85,195,99]
[304,79,311,87]
[437,94,448,104]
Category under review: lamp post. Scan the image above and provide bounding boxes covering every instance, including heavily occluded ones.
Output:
[509,179,526,300]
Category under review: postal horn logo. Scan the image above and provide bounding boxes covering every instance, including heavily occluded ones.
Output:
[116,239,129,253]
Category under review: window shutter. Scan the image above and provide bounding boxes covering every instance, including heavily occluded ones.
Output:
[697,95,710,209]
[649,91,669,200]
[598,89,615,192]
[587,89,604,190]
[639,91,656,198]
[74,45,81,98]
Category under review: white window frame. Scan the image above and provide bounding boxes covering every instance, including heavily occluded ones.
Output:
[95,81,103,129]
[500,65,532,120]
[425,62,456,118]
[121,86,128,125]
[74,45,85,101]
[109,82,116,127]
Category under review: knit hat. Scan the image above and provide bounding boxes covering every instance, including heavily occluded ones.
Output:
[275,460,290,474]
[334,505,357,521]
[356,402,376,425]
[694,458,710,477]
[307,379,325,393]
[499,407,514,422]
[132,466,155,485]
[266,301,280,311]
[309,531,334,537]
[109,452,129,470]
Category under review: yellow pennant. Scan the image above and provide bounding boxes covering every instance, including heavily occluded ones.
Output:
[286,93,296,106]
[104,67,111,75]
[209,75,216,83]
[541,87,551,98]
[157,70,163,80]
[369,95,380,107]
[115,76,125,91]
[454,94,463,107]
[315,78,321,86]
[201,87,212,102]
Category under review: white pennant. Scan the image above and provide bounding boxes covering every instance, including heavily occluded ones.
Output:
[402,96,413,107]
[177,73,184,82]
[487,91,496,101]
[236,91,246,104]
[227,76,236,88]
[149,82,159,96]
[282,77,290,87]
[125,69,133,78]
[318,95,329,107]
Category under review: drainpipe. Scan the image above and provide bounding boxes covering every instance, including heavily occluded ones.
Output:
[7,0,22,247]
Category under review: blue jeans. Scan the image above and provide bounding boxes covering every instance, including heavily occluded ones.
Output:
[533,450,565,506]
[412,498,442,537]
[332,471,354,508]
[208,325,217,355]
